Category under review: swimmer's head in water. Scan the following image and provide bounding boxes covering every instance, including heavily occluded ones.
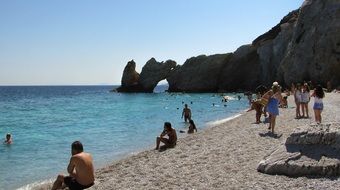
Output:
[6,133,11,140]
[184,104,188,108]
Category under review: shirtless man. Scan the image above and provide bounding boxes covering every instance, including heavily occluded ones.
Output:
[155,122,177,150]
[52,141,95,190]
[181,104,192,122]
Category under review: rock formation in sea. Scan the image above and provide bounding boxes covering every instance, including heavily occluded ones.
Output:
[257,123,340,177]
[116,0,340,93]
[117,58,176,92]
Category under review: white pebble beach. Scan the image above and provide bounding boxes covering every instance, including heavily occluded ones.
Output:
[37,93,340,190]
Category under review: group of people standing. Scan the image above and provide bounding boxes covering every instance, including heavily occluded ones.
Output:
[248,81,326,135]
[293,83,311,119]
[293,83,325,124]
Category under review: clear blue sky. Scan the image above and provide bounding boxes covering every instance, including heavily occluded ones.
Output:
[0,0,303,85]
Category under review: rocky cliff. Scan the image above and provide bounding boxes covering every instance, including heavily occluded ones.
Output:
[117,0,340,93]
[117,58,176,92]
[167,53,232,92]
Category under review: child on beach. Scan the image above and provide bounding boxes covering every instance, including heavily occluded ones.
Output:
[4,133,12,144]
[312,85,325,124]
[294,83,302,119]
[263,82,282,134]
[300,83,311,118]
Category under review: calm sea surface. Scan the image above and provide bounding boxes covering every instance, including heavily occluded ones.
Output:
[0,86,248,190]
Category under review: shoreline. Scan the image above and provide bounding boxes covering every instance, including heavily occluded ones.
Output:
[24,111,247,190]
[28,93,340,189]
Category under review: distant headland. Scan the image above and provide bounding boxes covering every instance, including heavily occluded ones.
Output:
[116,0,340,93]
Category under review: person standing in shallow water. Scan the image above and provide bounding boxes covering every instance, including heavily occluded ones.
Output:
[52,141,95,190]
[263,82,282,134]
[312,85,325,124]
[181,104,192,122]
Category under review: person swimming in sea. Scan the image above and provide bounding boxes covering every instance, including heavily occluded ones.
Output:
[4,133,12,144]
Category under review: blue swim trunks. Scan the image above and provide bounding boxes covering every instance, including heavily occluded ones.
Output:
[313,102,323,110]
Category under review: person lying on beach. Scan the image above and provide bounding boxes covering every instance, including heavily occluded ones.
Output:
[247,100,263,124]
[156,122,177,150]
[182,104,192,122]
[52,141,95,190]
[4,133,12,144]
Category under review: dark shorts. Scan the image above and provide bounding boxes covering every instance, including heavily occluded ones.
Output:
[64,176,94,190]
[160,138,176,148]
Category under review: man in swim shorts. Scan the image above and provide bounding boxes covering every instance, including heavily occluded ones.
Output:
[52,141,95,190]
[181,104,192,122]
[156,122,177,150]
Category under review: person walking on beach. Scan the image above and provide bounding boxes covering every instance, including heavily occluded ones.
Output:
[156,122,177,150]
[4,133,12,144]
[312,85,325,124]
[182,104,192,122]
[263,82,282,134]
[188,119,198,134]
[300,83,311,118]
[52,141,95,190]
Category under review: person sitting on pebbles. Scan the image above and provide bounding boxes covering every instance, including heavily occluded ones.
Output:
[156,122,177,150]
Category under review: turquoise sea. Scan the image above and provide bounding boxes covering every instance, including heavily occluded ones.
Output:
[0,86,248,190]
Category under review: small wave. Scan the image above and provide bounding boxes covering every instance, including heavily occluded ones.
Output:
[206,113,242,127]
[17,179,53,190]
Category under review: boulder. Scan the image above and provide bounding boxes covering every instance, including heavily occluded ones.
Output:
[258,123,340,177]
[139,58,176,92]
[167,53,232,92]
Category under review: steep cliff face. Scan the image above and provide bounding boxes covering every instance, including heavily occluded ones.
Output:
[279,0,340,87]
[218,45,260,91]
[167,53,232,92]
